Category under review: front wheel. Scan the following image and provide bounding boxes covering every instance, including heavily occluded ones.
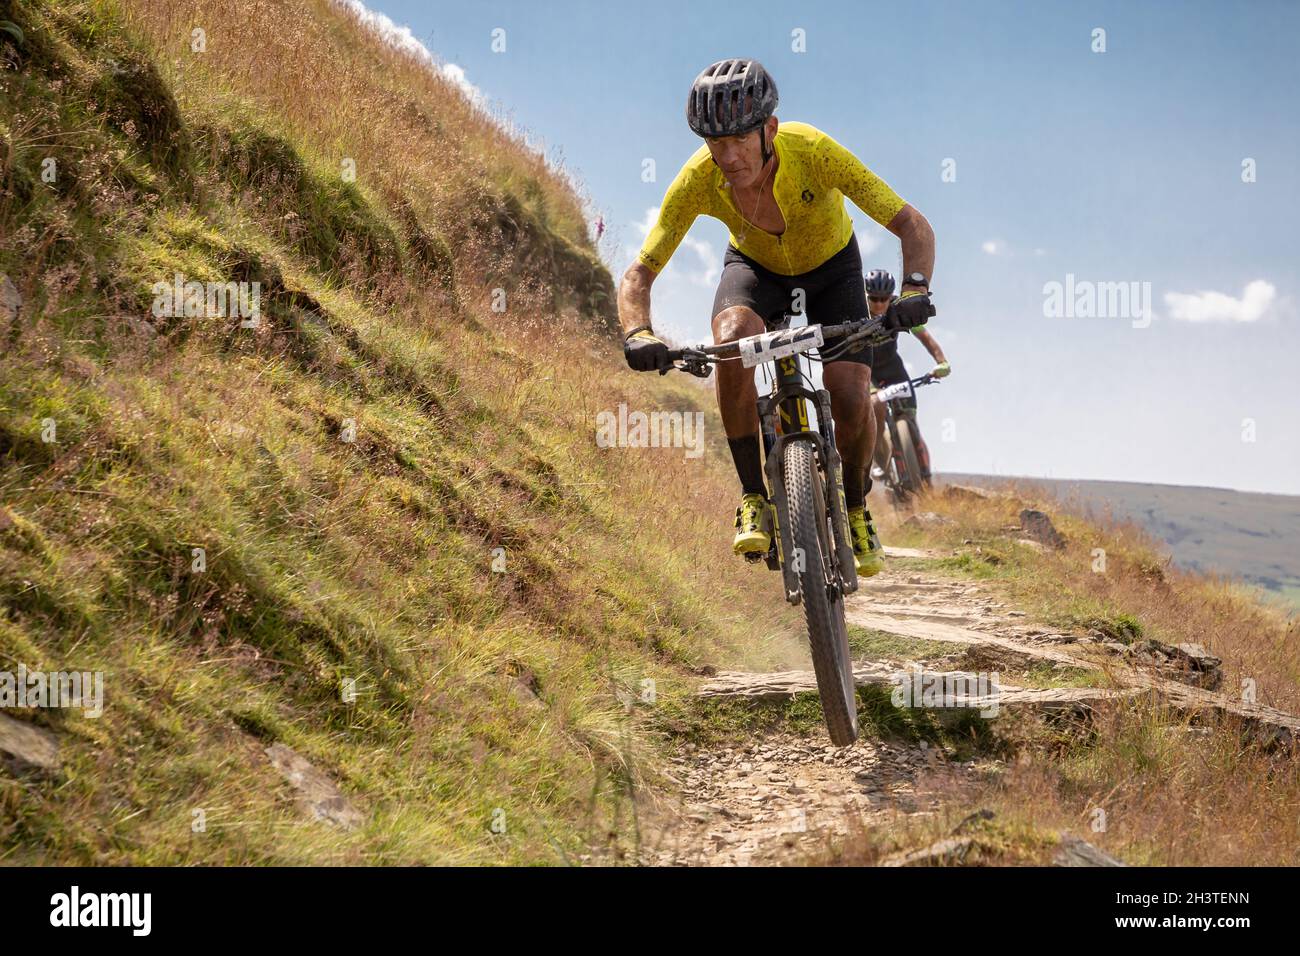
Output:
[782,440,858,746]
[896,418,924,497]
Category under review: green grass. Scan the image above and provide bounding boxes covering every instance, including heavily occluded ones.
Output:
[0,0,756,865]
[1013,661,1108,690]
[847,625,961,662]
[924,550,1011,580]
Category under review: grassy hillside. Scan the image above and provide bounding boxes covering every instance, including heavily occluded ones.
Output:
[943,473,1300,608]
[856,484,1300,865]
[0,0,799,864]
[5,0,1297,869]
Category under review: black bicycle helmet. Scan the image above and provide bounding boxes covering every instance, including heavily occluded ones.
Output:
[686,59,779,138]
[865,269,896,296]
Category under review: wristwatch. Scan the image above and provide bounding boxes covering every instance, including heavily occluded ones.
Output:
[903,272,929,289]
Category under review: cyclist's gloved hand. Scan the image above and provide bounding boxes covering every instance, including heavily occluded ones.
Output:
[886,291,936,332]
[624,327,670,372]
[932,361,951,378]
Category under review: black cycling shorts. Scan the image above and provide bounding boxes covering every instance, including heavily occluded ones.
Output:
[870,343,917,411]
[711,232,889,370]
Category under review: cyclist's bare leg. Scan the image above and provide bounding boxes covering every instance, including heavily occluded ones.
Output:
[822,361,875,508]
[711,305,767,438]
[872,396,889,470]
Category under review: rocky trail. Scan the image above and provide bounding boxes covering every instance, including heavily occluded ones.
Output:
[638,545,1300,867]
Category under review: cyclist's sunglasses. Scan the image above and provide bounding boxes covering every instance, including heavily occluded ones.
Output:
[867,295,891,304]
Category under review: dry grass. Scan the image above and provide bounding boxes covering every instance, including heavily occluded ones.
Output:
[0,0,793,863]
[850,483,1300,865]
[827,700,1300,867]
[880,482,1300,713]
[119,0,591,248]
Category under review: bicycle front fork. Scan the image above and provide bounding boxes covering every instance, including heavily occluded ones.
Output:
[756,388,859,603]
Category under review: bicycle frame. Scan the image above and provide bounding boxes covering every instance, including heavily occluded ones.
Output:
[875,374,937,495]
[662,313,884,604]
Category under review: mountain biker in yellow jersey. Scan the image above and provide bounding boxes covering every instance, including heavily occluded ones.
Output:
[864,269,950,486]
[618,59,937,577]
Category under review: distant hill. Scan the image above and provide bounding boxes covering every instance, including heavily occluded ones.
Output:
[939,474,1300,609]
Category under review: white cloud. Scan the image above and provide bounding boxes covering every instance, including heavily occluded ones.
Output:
[981,239,1006,256]
[856,228,885,259]
[327,0,599,226]
[330,0,487,111]
[618,208,721,343]
[1163,280,1277,323]
[631,207,719,287]
[632,206,657,239]
[678,235,723,287]
[435,61,488,110]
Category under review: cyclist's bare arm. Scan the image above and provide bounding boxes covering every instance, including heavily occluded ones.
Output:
[912,327,947,365]
[885,204,936,292]
[618,262,657,336]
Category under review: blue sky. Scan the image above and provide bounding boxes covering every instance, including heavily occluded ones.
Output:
[359,0,1299,495]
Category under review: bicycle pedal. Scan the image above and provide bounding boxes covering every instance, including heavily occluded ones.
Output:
[743,551,764,564]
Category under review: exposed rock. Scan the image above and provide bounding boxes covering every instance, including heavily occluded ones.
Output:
[903,512,956,530]
[882,545,947,559]
[264,743,363,830]
[1054,833,1125,867]
[847,602,1300,749]
[883,836,977,867]
[943,483,1003,501]
[951,808,996,834]
[1019,509,1065,549]
[0,712,60,772]
[1132,639,1223,689]
[0,274,20,323]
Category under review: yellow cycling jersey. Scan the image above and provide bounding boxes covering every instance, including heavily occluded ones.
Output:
[637,121,907,277]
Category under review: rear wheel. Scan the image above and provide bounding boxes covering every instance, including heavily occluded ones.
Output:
[896,418,924,496]
[782,440,858,746]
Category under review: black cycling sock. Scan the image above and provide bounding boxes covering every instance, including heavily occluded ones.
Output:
[844,466,866,511]
[727,434,767,497]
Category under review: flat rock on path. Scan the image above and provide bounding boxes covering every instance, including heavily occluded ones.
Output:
[851,571,1300,748]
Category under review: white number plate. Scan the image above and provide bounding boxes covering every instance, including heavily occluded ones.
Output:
[875,380,914,402]
[737,325,824,368]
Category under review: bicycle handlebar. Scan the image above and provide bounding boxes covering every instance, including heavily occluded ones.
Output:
[661,314,895,376]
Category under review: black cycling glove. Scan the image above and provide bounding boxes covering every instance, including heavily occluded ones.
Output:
[886,291,936,332]
[624,327,670,372]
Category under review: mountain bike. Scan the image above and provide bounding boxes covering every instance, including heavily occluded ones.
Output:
[872,374,939,504]
[661,313,890,746]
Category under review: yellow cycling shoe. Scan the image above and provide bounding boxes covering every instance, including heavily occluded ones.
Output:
[848,508,885,577]
[732,492,772,556]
